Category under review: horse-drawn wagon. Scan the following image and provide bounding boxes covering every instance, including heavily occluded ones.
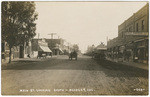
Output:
[69,51,78,60]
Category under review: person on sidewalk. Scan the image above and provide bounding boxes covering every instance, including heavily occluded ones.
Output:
[27,54,30,58]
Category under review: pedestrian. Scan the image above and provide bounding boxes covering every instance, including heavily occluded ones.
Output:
[27,54,30,58]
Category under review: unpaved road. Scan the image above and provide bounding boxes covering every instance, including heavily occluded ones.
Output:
[1,55,148,95]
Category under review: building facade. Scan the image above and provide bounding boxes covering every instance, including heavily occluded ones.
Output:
[107,3,149,63]
[31,38,52,57]
[45,39,64,55]
[94,43,107,59]
[32,38,73,56]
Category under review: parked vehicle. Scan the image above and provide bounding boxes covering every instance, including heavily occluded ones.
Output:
[37,51,47,59]
[69,51,77,60]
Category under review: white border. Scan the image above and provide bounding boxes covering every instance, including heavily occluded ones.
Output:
[0,0,149,97]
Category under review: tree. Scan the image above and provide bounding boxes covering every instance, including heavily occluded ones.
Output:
[86,45,95,56]
[73,44,79,52]
[2,1,38,63]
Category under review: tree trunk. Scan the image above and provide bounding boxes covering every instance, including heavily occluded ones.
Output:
[20,43,25,58]
[9,46,12,63]
[22,44,24,58]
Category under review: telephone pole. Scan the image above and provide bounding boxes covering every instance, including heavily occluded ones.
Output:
[48,33,57,39]
[38,33,40,39]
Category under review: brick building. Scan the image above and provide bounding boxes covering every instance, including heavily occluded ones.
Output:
[107,3,149,63]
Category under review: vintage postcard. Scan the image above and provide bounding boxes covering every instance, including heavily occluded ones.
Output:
[1,0,149,95]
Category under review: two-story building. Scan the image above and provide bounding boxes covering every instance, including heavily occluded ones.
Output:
[31,38,52,57]
[107,3,149,63]
[45,39,64,55]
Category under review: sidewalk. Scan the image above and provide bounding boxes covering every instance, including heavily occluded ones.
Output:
[1,55,58,66]
[106,58,148,70]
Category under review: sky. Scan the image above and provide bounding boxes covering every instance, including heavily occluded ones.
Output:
[34,1,147,53]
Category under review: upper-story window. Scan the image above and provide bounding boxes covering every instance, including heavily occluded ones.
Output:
[142,20,144,31]
[136,23,139,32]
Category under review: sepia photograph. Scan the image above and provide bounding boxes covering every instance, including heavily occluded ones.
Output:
[1,0,149,95]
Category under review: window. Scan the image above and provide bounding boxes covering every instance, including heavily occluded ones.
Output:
[142,20,144,31]
[136,23,138,32]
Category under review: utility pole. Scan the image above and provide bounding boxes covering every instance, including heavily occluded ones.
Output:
[38,33,40,39]
[48,33,57,39]
[106,36,108,45]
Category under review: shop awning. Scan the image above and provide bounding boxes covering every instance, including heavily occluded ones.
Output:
[53,47,64,53]
[39,46,52,52]
[59,48,64,53]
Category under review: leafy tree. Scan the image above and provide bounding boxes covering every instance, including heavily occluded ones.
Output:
[2,1,38,63]
[73,44,79,52]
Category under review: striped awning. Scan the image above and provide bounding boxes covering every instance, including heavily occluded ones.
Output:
[39,46,52,52]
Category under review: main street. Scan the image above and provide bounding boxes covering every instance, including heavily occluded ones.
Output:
[1,55,148,95]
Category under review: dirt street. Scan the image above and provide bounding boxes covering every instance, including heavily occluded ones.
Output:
[1,55,148,95]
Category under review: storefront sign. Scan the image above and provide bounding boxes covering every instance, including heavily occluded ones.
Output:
[125,32,148,36]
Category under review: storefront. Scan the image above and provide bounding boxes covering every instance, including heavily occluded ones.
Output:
[38,45,52,56]
[133,39,148,63]
[37,39,52,57]
[52,44,64,55]
[32,38,52,57]
[52,47,64,55]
